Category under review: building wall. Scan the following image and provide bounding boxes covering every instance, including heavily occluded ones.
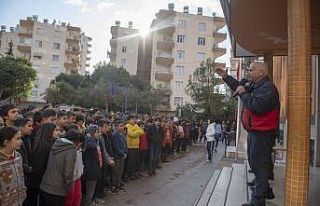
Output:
[150,7,227,112]
[110,24,139,75]
[0,17,91,103]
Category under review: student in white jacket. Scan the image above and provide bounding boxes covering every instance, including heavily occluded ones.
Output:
[205,120,216,162]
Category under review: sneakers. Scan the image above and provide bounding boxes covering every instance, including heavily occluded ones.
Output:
[118,187,127,192]
[247,180,255,187]
[111,188,119,195]
[206,160,212,163]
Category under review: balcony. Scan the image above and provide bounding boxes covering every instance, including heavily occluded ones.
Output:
[18,32,33,38]
[213,17,226,30]
[20,19,34,27]
[155,72,173,82]
[17,45,31,52]
[158,26,175,35]
[156,56,174,67]
[212,46,227,59]
[66,36,80,43]
[65,48,80,55]
[213,32,227,44]
[67,26,81,32]
[110,39,117,48]
[64,62,79,69]
[108,52,116,62]
[157,41,174,51]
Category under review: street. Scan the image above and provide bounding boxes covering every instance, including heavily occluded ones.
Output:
[104,143,225,206]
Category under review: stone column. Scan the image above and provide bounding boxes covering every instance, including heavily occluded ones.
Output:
[286,0,311,205]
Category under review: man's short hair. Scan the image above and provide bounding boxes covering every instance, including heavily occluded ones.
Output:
[42,108,57,119]
[67,111,76,117]
[97,119,111,127]
[252,61,268,75]
[114,119,124,127]
[57,110,67,118]
[15,118,32,127]
[0,104,17,117]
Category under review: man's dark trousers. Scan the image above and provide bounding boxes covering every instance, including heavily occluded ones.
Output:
[248,132,274,199]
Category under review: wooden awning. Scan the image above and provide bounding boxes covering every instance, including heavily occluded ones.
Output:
[220,0,320,57]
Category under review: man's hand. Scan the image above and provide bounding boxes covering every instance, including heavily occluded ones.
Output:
[215,68,228,79]
[235,85,246,95]
[123,154,127,160]
[108,159,115,167]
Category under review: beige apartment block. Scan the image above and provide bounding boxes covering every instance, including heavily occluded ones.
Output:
[150,4,227,114]
[109,21,139,75]
[0,16,91,103]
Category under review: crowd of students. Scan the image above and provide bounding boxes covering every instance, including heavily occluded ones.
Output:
[0,104,229,206]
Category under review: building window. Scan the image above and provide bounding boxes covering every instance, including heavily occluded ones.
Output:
[175,81,184,91]
[54,31,62,38]
[176,50,185,59]
[121,59,126,68]
[177,19,187,28]
[37,28,44,35]
[122,46,127,53]
[176,66,184,76]
[33,53,42,60]
[27,28,33,34]
[197,52,206,61]
[53,42,60,50]
[174,97,183,106]
[199,22,206,32]
[36,40,42,48]
[198,37,206,46]
[31,90,38,97]
[177,35,186,43]
[19,38,32,45]
[52,55,59,62]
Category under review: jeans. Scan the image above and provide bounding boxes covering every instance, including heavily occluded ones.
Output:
[207,141,214,160]
[148,142,161,173]
[113,158,124,188]
[82,180,97,206]
[126,148,139,176]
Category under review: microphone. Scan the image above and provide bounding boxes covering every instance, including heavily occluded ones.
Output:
[233,79,251,97]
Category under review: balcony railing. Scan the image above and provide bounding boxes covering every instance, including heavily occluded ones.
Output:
[66,48,80,55]
[157,41,174,51]
[156,56,174,67]
[155,72,173,82]
[158,26,175,35]
[212,46,227,59]
[213,32,227,44]
[17,45,31,52]
[18,32,33,38]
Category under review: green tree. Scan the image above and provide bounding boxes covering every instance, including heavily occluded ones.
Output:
[0,55,36,101]
[186,58,224,118]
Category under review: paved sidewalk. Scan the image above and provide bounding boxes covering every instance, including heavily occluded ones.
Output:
[101,143,225,206]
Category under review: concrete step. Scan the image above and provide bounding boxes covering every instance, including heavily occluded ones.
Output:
[225,146,236,158]
[194,169,222,206]
[225,163,248,206]
[207,167,233,206]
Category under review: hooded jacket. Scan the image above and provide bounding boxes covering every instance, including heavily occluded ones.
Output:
[125,123,144,149]
[40,138,77,197]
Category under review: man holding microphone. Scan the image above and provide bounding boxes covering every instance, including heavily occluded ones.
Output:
[216,61,280,206]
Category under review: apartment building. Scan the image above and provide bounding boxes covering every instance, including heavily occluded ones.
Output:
[150,4,227,114]
[0,16,92,102]
[109,21,139,75]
